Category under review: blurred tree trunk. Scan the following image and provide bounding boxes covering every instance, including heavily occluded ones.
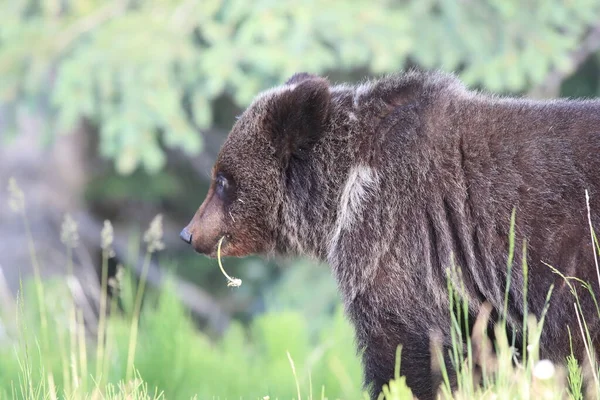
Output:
[529,25,600,98]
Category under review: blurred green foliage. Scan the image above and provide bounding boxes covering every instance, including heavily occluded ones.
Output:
[0,275,365,399]
[2,0,600,174]
[4,4,600,398]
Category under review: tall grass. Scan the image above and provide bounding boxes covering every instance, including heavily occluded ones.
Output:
[2,276,366,399]
[3,179,366,399]
[5,178,600,399]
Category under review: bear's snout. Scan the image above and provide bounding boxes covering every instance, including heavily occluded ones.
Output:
[183,186,227,257]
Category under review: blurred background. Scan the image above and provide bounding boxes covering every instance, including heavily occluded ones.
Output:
[1,0,600,398]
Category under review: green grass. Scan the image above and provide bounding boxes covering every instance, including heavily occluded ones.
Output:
[5,179,367,399]
[4,178,600,399]
[1,268,366,399]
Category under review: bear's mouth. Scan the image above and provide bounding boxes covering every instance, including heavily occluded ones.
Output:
[200,234,231,259]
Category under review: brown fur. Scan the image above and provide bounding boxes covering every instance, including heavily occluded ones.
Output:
[183,70,600,399]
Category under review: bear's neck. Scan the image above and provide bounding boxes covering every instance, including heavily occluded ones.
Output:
[275,89,359,261]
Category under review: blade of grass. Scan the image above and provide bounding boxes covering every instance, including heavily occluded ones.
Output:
[521,239,529,368]
[503,208,517,326]
[287,351,302,400]
[585,190,600,292]
[573,302,598,384]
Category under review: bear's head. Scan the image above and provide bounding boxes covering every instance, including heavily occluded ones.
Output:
[180,73,331,258]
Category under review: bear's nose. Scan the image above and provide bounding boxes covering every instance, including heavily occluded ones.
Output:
[179,227,192,244]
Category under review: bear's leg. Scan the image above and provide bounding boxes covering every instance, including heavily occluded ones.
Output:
[363,337,453,400]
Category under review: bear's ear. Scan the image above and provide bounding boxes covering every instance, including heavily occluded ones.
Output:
[267,76,331,166]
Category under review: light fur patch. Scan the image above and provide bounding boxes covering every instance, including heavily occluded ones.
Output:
[338,165,378,228]
[353,82,372,108]
[329,165,379,257]
[331,83,351,93]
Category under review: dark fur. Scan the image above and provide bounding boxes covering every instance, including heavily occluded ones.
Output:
[184,70,600,399]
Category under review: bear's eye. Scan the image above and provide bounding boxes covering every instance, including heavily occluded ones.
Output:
[215,174,228,195]
[214,172,236,205]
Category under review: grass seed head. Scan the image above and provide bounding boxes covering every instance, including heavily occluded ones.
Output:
[60,213,79,249]
[101,220,116,257]
[7,177,25,214]
[144,214,165,253]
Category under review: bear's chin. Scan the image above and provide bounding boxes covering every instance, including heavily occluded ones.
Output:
[195,238,259,259]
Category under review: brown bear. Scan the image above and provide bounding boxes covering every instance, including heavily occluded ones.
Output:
[181,70,600,399]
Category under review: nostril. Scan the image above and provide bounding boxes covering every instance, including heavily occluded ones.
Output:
[179,228,192,244]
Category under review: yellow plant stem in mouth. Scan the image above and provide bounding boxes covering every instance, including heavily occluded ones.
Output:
[217,236,242,287]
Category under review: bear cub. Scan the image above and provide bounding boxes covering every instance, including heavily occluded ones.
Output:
[182,70,600,399]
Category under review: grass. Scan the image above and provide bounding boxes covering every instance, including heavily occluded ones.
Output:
[4,177,600,399]
[2,277,365,399]
[4,179,366,400]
